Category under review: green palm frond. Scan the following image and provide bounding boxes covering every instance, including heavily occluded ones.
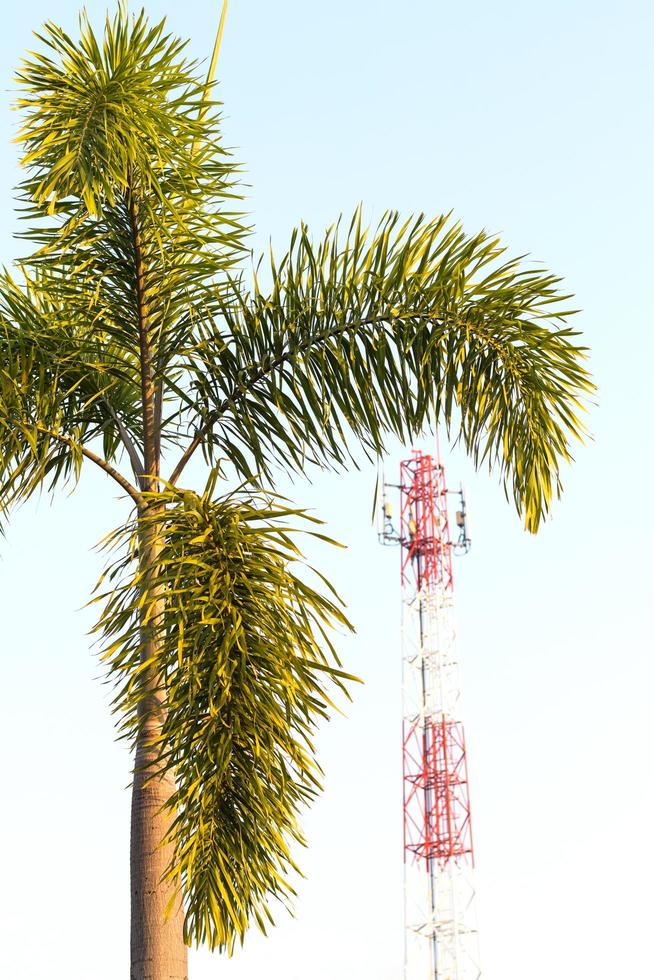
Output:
[18,7,209,216]
[179,211,592,531]
[0,269,145,502]
[94,484,354,951]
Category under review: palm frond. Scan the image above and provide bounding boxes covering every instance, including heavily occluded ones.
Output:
[0,269,145,501]
[180,211,593,531]
[93,484,355,950]
[18,7,209,216]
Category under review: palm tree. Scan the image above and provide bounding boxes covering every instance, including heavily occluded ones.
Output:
[0,7,592,980]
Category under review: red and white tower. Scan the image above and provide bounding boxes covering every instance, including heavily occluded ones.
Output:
[381,447,480,980]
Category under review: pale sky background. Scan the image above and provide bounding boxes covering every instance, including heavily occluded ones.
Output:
[0,2,652,978]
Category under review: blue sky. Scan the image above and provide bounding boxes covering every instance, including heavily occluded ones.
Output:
[0,2,652,978]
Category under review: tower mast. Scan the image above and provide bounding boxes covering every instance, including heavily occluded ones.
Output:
[380,446,480,980]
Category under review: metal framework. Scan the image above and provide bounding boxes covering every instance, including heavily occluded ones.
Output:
[382,448,480,980]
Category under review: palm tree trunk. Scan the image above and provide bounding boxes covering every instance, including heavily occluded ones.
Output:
[130,512,188,980]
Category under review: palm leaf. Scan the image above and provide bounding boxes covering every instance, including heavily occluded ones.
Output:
[93,484,355,950]
[178,211,592,531]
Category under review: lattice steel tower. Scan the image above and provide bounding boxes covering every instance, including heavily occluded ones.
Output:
[380,447,480,980]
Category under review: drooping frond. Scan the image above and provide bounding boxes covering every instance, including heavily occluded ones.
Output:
[93,484,354,950]
[0,270,142,504]
[178,211,593,531]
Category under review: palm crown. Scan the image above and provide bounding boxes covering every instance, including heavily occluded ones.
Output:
[0,6,592,959]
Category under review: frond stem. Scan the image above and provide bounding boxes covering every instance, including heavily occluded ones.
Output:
[168,311,397,485]
[35,425,144,506]
[102,397,145,481]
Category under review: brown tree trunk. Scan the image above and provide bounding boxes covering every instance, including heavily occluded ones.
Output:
[130,747,187,978]
[130,512,188,980]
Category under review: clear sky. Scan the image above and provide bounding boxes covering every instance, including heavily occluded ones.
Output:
[0,2,652,978]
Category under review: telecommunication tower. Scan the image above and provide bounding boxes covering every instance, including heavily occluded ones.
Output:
[379,446,480,980]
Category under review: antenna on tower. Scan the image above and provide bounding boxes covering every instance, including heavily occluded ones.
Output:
[452,484,471,555]
[378,462,401,545]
